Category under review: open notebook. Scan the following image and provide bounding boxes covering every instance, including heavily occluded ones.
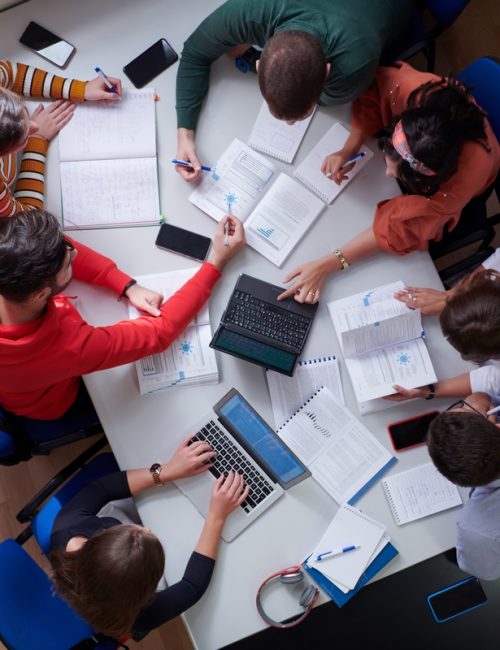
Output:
[293,122,373,204]
[59,88,160,229]
[189,139,324,267]
[128,269,218,394]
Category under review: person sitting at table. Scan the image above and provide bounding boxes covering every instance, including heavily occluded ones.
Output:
[426,392,500,580]
[277,61,500,305]
[50,436,248,643]
[0,60,122,218]
[175,0,413,182]
[0,209,245,429]
[388,266,500,404]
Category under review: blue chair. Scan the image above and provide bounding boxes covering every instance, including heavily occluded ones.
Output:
[0,441,120,649]
[428,56,500,286]
[387,0,471,72]
[0,383,103,466]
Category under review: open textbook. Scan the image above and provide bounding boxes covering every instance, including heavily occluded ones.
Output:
[248,101,316,163]
[59,88,160,229]
[275,386,396,504]
[293,122,373,204]
[328,281,437,414]
[189,139,324,267]
[128,269,218,394]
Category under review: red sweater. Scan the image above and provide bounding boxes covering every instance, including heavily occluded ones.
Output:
[0,240,221,419]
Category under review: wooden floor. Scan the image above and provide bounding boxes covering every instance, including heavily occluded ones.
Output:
[1,2,499,649]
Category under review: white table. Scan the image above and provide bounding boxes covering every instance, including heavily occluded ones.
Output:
[2,1,474,648]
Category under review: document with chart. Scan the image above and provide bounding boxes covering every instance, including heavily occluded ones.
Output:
[128,269,218,394]
[189,139,324,266]
[327,281,436,412]
[59,88,159,229]
[276,386,396,504]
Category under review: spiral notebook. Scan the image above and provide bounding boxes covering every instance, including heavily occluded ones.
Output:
[266,356,344,429]
[293,123,373,204]
[381,462,462,526]
[275,385,396,504]
[248,101,316,163]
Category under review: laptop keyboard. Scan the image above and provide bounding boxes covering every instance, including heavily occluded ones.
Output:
[225,290,310,349]
[189,420,275,514]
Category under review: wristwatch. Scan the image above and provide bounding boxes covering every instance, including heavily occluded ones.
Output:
[425,384,436,400]
[149,462,164,486]
[235,46,261,74]
[333,249,351,270]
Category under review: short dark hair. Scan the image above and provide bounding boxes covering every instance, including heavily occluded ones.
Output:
[0,87,25,155]
[50,525,165,640]
[428,411,500,486]
[0,209,68,302]
[440,270,500,363]
[258,30,326,120]
[378,78,488,197]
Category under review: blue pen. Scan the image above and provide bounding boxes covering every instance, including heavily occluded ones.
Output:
[315,544,361,561]
[170,159,212,172]
[340,151,366,169]
[94,67,118,94]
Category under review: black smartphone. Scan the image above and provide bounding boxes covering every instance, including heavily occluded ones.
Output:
[19,22,76,69]
[387,411,439,451]
[427,577,488,623]
[123,38,178,88]
[156,223,211,262]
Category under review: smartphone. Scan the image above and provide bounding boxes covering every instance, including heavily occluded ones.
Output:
[427,577,488,623]
[156,223,211,262]
[387,411,439,451]
[19,22,76,69]
[123,38,178,88]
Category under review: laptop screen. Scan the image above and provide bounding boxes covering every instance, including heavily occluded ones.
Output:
[213,328,296,374]
[217,391,309,489]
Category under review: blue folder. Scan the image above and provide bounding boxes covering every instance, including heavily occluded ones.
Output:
[303,542,399,608]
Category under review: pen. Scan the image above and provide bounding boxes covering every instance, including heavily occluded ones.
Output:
[487,404,500,416]
[326,152,366,177]
[224,202,232,247]
[170,159,212,172]
[315,544,360,561]
[94,67,118,94]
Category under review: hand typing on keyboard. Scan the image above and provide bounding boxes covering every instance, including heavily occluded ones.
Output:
[208,472,250,522]
[161,434,217,481]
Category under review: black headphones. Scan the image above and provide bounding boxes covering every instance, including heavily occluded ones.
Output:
[256,566,320,629]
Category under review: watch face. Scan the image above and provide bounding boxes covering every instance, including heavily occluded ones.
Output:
[150,463,161,472]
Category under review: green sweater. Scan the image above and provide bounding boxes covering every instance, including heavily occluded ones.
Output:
[176,0,413,130]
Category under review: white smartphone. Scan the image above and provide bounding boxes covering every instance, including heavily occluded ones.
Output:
[19,22,76,69]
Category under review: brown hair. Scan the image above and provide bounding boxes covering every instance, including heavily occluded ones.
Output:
[0,87,25,155]
[440,269,500,363]
[50,525,165,639]
[258,30,326,120]
[428,411,500,486]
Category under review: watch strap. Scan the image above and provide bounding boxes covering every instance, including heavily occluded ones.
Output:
[333,249,350,270]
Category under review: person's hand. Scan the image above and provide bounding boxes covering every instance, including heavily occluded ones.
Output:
[161,435,217,481]
[394,286,448,316]
[385,384,429,401]
[176,128,202,182]
[277,255,334,303]
[207,216,246,270]
[321,149,355,185]
[208,471,249,521]
[125,283,163,316]
[84,75,122,101]
[30,100,75,141]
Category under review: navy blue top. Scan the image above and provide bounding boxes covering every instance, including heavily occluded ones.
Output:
[50,471,215,641]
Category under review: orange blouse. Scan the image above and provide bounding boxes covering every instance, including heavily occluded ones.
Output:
[352,61,500,255]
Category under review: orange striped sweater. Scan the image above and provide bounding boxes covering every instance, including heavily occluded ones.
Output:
[0,60,86,218]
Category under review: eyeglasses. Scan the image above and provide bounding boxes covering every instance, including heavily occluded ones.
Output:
[446,400,486,419]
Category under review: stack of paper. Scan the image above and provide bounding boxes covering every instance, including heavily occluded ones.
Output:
[308,504,388,592]
[128,269,219,394]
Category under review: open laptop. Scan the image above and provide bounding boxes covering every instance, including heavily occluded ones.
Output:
[175,388,310,541]
[210,274,318,376]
